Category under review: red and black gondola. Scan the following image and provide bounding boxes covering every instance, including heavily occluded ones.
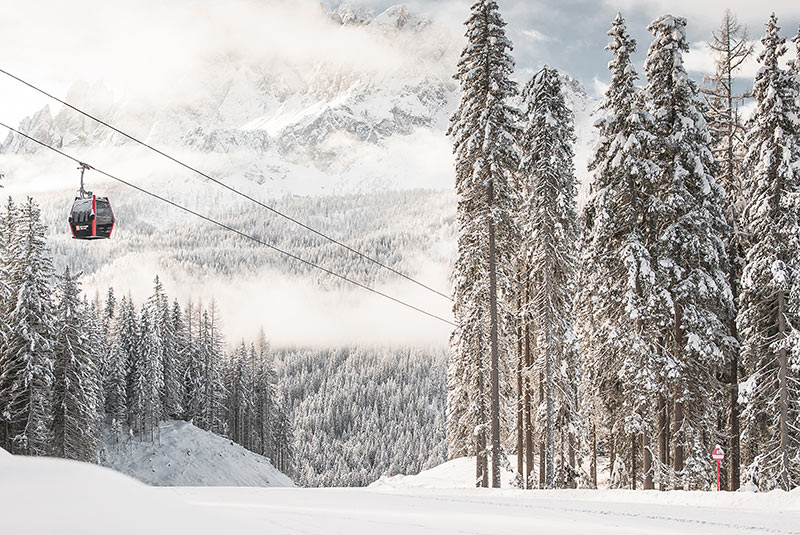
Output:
[68,163,115,240]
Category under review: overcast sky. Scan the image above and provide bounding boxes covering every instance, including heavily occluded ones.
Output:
[1,0,799,127]
[319,0,800,93]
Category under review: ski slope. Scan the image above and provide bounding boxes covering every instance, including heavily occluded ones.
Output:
[2,450,798,534]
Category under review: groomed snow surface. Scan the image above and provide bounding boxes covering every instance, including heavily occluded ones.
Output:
[3,448,799,535]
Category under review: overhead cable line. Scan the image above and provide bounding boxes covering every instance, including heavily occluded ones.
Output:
[0,67,453,301]
[0,120,455,327]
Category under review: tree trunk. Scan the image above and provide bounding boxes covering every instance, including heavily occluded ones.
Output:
[778,291,790,490]
[476,332,488,488]
[488,181,501,489]
[673,305,685,482]
[516,288,524,482]
[524,303,534,489]
[643,433,654,489]
[631,435,637,490]
[544,305,555,488]
[609,434,615,483]
[658,395,667,490]
[591,424,598,489]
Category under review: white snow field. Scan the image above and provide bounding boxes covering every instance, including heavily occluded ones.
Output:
[101,419,294,487]
[2,452,799,535]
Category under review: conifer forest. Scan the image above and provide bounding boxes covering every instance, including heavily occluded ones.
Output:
[1,1,799,506]
[448,3,800,492]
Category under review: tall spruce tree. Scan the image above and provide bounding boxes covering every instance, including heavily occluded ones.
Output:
[447,0,521,488]
[644,15,736,489]
[580,14,661,490]
[0,198,56,455]
[0,197,15,448]
[702,10,754,490]
[52,267,99,462]
[131,304,163,440]
[519,66,579,489]
[738,14,800,491]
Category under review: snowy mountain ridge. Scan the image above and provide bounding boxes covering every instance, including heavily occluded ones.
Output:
[1,3,597,195]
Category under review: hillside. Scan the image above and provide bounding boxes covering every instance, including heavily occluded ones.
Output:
[101,419,294,487]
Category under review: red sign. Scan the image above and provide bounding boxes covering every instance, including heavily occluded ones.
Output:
[712,447,725,461]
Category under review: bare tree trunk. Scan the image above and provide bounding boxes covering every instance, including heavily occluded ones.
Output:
[544,304,555,488]
[516,288,524,482]
[673,305,685,482]
[524,300,534,489]
[488,181,501,489]
[658,395,667,490]
[591,424,597,488]
[778,291,790,490]
[609,434,615,483]
[631,435,637,490]
[539,371,545,488]
[476,333,488,488]
[643,433,654,489]
[568,433,576,488]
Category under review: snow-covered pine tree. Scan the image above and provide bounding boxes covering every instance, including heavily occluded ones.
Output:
[644,14,736,490]
[0,197,14,448]
[702,11,754,490]
[131,304,164,440]
[0,197,55,455]
[251,330,276,457]
[447,0,521,488]
[171,298,187,418]
[106,295,134,435]
[183,300,205,424]
[197,303,226,434]
[52,267,99,462]
[738,14,800,491]
[226,341,255,447]
[580,13,661,490]
[272,396,294,476]
[147,276,182,418]
[518,66,579,489]
[85,298,106,424]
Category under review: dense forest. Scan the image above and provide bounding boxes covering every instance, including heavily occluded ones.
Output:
[449,3,800,492]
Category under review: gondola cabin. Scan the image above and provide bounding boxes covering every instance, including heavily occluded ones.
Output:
[69,195,114,239]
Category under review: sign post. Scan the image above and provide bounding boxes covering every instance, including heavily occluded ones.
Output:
[712,446,725,491]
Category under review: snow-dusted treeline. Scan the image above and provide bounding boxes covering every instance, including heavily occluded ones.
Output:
[447,5,800,492]
[0,197,293,474]
[275,346,447,487]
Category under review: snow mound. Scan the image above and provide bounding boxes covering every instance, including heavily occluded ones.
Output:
[370,455,518,489]
[101,419,294,487]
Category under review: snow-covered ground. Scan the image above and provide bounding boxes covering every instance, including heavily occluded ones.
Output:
[3,450,799,534]
[101,419,294,487]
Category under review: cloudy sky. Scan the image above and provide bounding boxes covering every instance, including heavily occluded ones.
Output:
[317,0,800,92]
[1,0,798,127]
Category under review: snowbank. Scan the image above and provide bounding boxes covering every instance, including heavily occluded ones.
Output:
[370,455,800,512]
[0,451,232,535]
[101,419,293,487]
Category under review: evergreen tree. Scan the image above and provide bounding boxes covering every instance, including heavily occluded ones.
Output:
[447,0,521,488]
[52,267,99,462]
[130,304,163,439]
[580,13,661,490]
[106,295,133,433]
[738,14,800,491]
[226,341,255,446]
[702,11,754,490]
[0,197,15,448]
[644,14,736,489]
[252,330,276,457]
[0,198,55,455]
[519,66,580,488]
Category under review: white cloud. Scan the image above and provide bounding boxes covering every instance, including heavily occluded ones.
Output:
[522,29,553,42]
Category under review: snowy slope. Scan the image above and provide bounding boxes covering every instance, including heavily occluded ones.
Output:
[3,450,798,535]
[101,419,294,487]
